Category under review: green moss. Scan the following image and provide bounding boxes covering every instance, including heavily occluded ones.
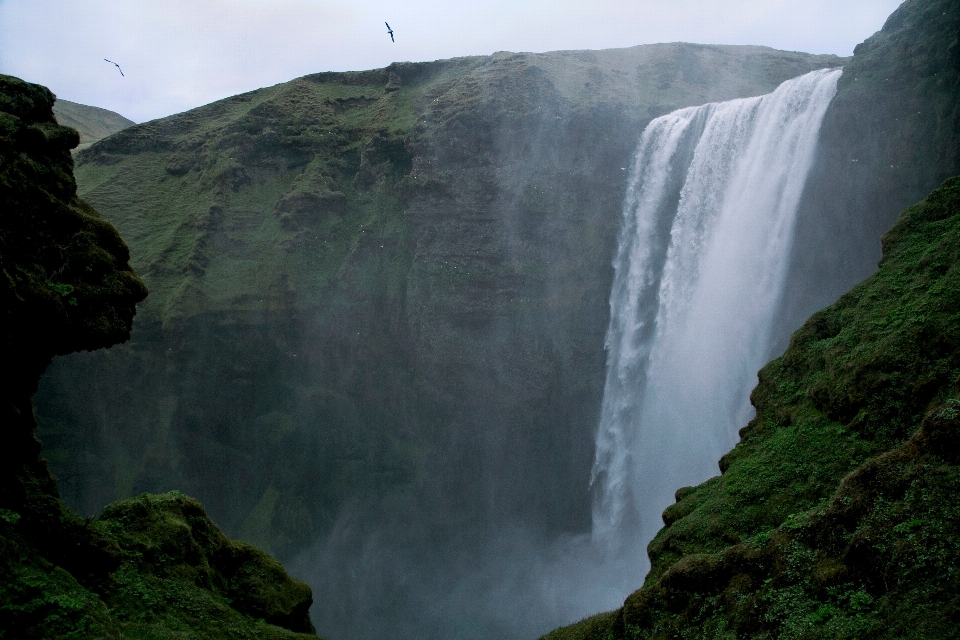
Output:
[540,610,619,640]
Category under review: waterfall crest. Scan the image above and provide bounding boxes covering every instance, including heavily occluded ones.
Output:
[592,68,842,549]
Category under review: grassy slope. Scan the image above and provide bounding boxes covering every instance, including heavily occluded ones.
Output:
[36,44,843,564]
[2,492,320,640]
[52,99,135,151]
[542,176,960,639]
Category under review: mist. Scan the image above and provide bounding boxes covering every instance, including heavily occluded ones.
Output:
[259,67,842,640]
[29,0,960,636]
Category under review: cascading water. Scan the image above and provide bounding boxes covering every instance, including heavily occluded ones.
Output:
[592,68,842,552]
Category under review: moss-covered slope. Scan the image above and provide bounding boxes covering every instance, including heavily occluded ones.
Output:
[0,74,316,639]
[32,45,843,564]
[542,175,960,639]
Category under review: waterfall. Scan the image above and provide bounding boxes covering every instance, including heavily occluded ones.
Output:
[591,68,842,550]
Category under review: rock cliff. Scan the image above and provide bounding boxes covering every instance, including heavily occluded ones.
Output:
[0,74,316,639]
[543,174,960,639]
[34,45,842,571]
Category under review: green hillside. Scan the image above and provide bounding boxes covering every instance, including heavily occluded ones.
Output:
[51,99,134,151]
[35,44,843,565]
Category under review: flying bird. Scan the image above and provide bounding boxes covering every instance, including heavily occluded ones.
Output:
[104,58,124,76]
[385,22,394,42]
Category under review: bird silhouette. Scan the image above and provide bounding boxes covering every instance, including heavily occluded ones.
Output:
[385,22,394,42]
[104,59,124,77]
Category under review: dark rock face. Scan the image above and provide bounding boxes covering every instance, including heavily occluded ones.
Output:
[0,75,146,389]
[776,0,960,351]
[0,75,315,639]
[0,74,146,601]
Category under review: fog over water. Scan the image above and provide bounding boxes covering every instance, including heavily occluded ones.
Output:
[296,68,842,640]
[593,68,842,551]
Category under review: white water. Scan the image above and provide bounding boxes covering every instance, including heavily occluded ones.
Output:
[591,68,842,552]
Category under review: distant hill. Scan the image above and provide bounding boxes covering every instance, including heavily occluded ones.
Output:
[52,99,134,150]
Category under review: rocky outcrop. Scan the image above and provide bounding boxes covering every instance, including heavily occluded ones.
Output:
[0,74,316,639]
[1,74,146,602]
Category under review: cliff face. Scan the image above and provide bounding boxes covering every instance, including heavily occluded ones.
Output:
[32,44,843,574]
[0,75,315,639]
[544,174,960,639]
[777,0,960,346]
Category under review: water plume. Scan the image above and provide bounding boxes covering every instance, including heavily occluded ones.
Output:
[592,68,842,551]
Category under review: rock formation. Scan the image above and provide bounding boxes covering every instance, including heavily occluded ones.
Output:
[0,74,316,639]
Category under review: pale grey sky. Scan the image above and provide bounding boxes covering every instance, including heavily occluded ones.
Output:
[0,0,903,123]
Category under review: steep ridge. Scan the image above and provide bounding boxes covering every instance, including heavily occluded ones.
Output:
[0,74,316,639]
[544,174,960,639]
[31,44,841,574]
[51,99,135,152]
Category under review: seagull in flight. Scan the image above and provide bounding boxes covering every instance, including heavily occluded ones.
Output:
[385,22,394,42]
[104,59,124,77]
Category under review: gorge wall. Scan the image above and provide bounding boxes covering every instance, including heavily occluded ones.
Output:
[32,44,841,639]
[0,74,315,639]
[28,0,960,637]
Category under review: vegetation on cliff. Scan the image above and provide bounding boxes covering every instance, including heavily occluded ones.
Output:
[33,44,843,575]
[544,2,960,635]
[0,74,316,639]
[542,175,960,639]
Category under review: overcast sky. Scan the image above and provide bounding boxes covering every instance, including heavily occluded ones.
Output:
[0,0,903,123]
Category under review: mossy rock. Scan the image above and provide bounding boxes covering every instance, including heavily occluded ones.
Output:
[98,491,316,635]
[1,74,318,639]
